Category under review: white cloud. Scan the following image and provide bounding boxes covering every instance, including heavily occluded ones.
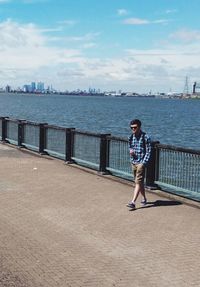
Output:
[124,45,200,91]
[154,19,169,24]
[63,32,101,42]
[0,20,82,70]
[123,18,149,25]
[0,19,46,48]
[1,19,200,93]
[82,43,97,49]
[123,17,169,25]
[126,47,200,68]
[40,26,63,33]
[165,9,177,14]
[57,20,77,26]
[169,29,200,43]
[117,9,128,16]
[68,42,200,91]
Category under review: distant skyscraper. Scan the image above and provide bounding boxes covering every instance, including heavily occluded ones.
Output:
[37,82,45,92]
[5,85,11,93]
[23,84,32,93]
[31,82,36,92]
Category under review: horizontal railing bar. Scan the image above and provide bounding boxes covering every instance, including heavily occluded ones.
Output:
[5,138,18,144]
[73,130,104,138]
[107,135,128,142]
[21,143,39,151]
[71,157,99,167]
[44,124,68,131]
[155,181,198,193]
[106,167,132,177]
[156,143,200,155]
[44,149,65,159]
[24,121,40,126]
[0,116,9,120]
[5,118,19,123]
[155,181,200,201]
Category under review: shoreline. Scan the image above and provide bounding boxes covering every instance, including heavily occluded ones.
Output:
[0,91,200,99]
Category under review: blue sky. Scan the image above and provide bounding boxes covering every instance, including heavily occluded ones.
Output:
[0,0,200,93]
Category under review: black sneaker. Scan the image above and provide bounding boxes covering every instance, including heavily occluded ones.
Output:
[126,202,136,209]
[141,199,147,206]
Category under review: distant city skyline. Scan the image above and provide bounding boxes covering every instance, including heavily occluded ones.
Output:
[0,78,198,96]
[0,81,105,94]
[0,0,200,93]
[2,80,200,99]
[1,81,51,93]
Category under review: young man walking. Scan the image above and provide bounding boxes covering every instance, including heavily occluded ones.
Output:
[127,119,151,209]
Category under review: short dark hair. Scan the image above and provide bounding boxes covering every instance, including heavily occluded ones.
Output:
[130,119,141,127]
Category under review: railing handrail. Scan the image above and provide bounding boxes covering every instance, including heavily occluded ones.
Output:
[45,124,68,131]
[73,129,106,138]
[155,143,200,155]
[5,118,19,123]
[107,135,128,142]
[24,121,40,126]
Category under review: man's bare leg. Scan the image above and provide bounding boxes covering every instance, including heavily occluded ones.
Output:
[140,184,146,201]
[132,183,141,202]
[132,183,146,203]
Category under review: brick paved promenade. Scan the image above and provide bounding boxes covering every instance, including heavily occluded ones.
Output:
[0,143,199,287]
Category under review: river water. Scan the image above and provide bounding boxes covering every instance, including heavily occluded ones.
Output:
[0,93,199,150]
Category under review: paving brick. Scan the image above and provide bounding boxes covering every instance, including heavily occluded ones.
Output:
[0,143,199,287]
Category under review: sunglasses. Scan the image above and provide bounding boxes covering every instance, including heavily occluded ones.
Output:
[130,126,138,130]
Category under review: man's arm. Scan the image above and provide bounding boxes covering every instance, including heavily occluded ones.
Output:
[142,135,151,165]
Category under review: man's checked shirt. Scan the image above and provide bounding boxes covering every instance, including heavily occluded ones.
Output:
[128,131,151,166]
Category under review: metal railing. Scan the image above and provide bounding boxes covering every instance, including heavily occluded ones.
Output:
[5,118,18,145]
[155,144,200,201]
[106,136,133,179]
[22,121,40,151]
[0,117,199,202]
[72,130,102,170]
[44,125,66,159]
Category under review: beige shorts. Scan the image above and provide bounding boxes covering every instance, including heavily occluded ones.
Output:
[132,163,145,184]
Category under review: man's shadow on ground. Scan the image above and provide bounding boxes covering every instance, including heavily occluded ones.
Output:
[129,200,182,211]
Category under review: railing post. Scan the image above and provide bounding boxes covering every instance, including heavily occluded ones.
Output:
[18,120,26,147]
[145,141,160,189]
[99,134,111,174]
[1,117,8,142]
[39,123,47,154]
[65,128,75,163]
[155,144,160,182]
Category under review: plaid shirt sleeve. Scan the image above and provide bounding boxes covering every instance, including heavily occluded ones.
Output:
[142,134,151,165]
